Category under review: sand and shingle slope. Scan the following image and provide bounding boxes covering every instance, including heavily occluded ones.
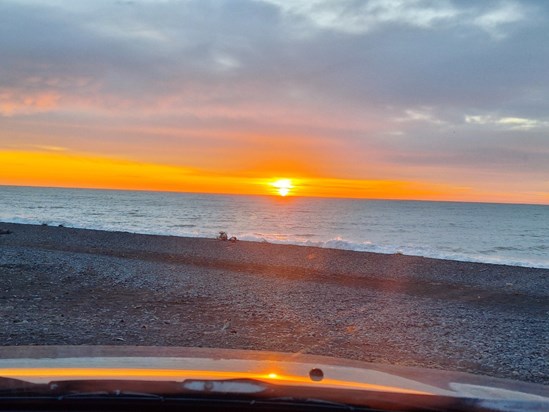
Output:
[0,222,547,384]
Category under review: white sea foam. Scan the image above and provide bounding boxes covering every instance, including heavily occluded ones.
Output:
[236,233,549,268]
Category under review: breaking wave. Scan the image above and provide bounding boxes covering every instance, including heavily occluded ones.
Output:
[236,234,549,269]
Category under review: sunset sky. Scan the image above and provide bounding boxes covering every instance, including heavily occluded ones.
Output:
[1,0,548,204]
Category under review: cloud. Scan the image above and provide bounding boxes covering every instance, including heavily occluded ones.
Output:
[261,0,531,38]
[395,107,446,125]
[20,145,68,152]
[465,114,549,130]
[0,0,548,201]
[473,1,526,39]
[262,0,460,34]
[1,0,544,119]
[0,89,60,116]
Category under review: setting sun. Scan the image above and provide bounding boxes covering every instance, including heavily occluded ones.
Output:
[271,179,294,197]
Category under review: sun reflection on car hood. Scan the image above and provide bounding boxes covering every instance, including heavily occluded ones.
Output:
[0,346,547,404]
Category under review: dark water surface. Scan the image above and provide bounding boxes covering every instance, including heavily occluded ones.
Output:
[1,185,548,268]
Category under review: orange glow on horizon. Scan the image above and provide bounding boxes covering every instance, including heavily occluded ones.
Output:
[0,150,547,205]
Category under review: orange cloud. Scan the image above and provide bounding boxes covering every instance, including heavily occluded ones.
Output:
[0,90,61,117]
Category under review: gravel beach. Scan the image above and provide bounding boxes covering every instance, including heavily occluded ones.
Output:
[0,222,547,384]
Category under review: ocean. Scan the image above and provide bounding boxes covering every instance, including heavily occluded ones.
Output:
[1,185,548,268]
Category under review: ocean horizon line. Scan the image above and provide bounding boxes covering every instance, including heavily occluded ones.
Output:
[2,183,548,207]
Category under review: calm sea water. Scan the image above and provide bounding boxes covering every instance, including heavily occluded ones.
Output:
[1,186,548,268]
